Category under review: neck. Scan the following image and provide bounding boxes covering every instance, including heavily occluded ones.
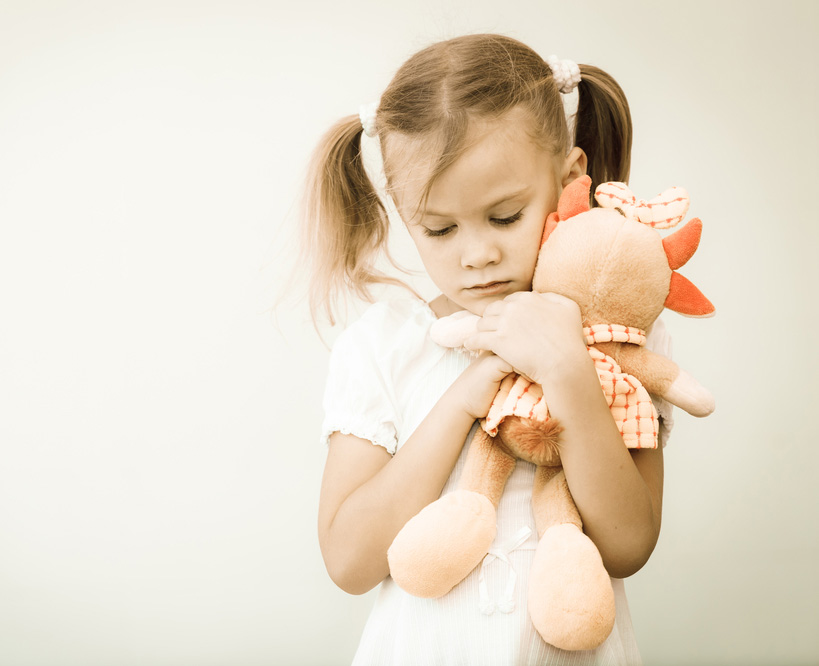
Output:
[428,294,463,318]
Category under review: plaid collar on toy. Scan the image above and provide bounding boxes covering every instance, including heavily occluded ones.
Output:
[583,324,646,346]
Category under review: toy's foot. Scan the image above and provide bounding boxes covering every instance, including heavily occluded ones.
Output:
[388,490,496,598]
[528,523,616,651]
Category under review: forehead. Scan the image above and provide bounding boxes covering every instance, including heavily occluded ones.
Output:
[385,108,556,222]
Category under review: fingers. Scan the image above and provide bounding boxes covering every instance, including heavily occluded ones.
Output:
[501,290,528,302]
[478,292,575,330]
[482,292,529,316]
[488,354,514,376]
[469,341,523,380]
[475,314,500,331]
[473,350,514,376]
[481,299,506,317]
[464,331,492,353]
[481,291,546,315]
[505,290,575,307]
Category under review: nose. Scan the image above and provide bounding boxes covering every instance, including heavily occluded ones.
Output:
[460,228,501,269]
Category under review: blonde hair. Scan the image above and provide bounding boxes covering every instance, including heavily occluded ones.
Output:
[301,34,632,325]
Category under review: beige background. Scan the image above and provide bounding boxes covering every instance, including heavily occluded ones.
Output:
[1,1,817,664]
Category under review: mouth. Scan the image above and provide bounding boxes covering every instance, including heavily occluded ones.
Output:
[465,281,511,295]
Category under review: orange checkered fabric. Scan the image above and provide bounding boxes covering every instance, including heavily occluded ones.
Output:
[583,324,646,347]
[482,325,658,449]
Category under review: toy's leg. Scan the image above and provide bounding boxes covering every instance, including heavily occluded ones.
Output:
[528,465,616,651]
[388,428,515,598]
[531,465,581,534]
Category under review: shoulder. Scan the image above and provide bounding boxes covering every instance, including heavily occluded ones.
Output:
[321,298,442,453]
[332,297,436,359]
[645,316,672,358]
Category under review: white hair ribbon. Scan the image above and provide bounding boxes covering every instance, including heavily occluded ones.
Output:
[359,101,378,138]
[546,55,581,151]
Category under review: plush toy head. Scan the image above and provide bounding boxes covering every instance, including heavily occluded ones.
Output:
[533,176,714,331]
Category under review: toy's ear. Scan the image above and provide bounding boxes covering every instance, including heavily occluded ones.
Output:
[665,272,715,317]
[557,175,592,221]
[540,176,591,247]
[541,212,560,246]
[663,218,702,270]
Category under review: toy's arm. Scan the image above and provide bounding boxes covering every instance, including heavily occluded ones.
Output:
[601,344,714,417]
[429,310,481,349]
[663,368,715,417]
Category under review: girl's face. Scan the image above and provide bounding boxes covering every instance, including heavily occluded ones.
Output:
[392,107,586,316]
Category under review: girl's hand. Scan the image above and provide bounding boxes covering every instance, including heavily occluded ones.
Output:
[455,351,514,420]
[464,292,590,388]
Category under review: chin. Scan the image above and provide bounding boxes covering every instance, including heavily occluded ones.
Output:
[464,295,502,316]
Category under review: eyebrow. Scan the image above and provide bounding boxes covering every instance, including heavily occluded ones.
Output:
[422,187,530,218]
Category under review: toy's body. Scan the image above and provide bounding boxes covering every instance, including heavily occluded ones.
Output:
[387,176,715,651]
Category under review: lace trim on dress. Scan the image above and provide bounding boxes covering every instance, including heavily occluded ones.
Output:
[321,419,398,455]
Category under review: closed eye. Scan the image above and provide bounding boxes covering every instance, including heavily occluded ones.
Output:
[491,210,524,226]
[422,225,455,237]
[421,210,524,237]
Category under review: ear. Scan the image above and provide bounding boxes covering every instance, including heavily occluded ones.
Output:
[663,218,702,270]
[665,271,715,317]
[557,174,592,221]
[561,146,587,188]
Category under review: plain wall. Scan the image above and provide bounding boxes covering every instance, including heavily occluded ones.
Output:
[1,1,817,664]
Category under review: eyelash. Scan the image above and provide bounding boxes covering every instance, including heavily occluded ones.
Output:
[422,210,524,237]
[493,211,524,226]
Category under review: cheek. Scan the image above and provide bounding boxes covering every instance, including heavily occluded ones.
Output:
[517,220,548,278]
[409,234,451,278]
[522,244,541,283]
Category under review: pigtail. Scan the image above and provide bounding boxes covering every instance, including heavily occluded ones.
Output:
[301,115,409,326]
[575,65,633,196]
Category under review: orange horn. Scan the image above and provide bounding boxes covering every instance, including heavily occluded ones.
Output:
[663,218,702,270]
[557,175,592,220]
[665,271,715,317]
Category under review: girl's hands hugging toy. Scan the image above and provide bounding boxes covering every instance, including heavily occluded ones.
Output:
[386,175,716,651]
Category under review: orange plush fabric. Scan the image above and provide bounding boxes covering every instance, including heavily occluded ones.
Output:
[483,325,658,450]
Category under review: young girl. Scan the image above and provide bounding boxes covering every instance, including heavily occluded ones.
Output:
[305,34,673,665]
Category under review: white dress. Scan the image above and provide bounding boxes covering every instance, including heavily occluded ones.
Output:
[321,297,674,666]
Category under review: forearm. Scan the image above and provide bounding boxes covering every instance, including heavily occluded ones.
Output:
[543,352,662,578]
[323,384,477,594]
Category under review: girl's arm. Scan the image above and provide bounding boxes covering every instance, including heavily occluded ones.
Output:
[467,292,663,579]
[544,354,663,578]
[318,352,512,595]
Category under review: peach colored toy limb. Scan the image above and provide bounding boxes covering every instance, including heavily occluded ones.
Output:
[387,428,514,598]
[387,412,616,649]
[389,175,716,651]
[595,342,714,417]
[531,466,579,534]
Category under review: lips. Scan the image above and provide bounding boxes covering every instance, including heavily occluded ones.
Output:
[466,281,511,295]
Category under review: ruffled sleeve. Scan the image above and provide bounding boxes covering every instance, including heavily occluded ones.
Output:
[644,317,675,447]
[320,305,400,455]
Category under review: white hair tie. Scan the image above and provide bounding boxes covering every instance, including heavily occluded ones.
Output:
[359,101,379,137]
[546,55,581,151]
[545,55,581,94]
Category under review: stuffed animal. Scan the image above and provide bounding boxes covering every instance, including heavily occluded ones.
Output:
[386,175,715,651]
